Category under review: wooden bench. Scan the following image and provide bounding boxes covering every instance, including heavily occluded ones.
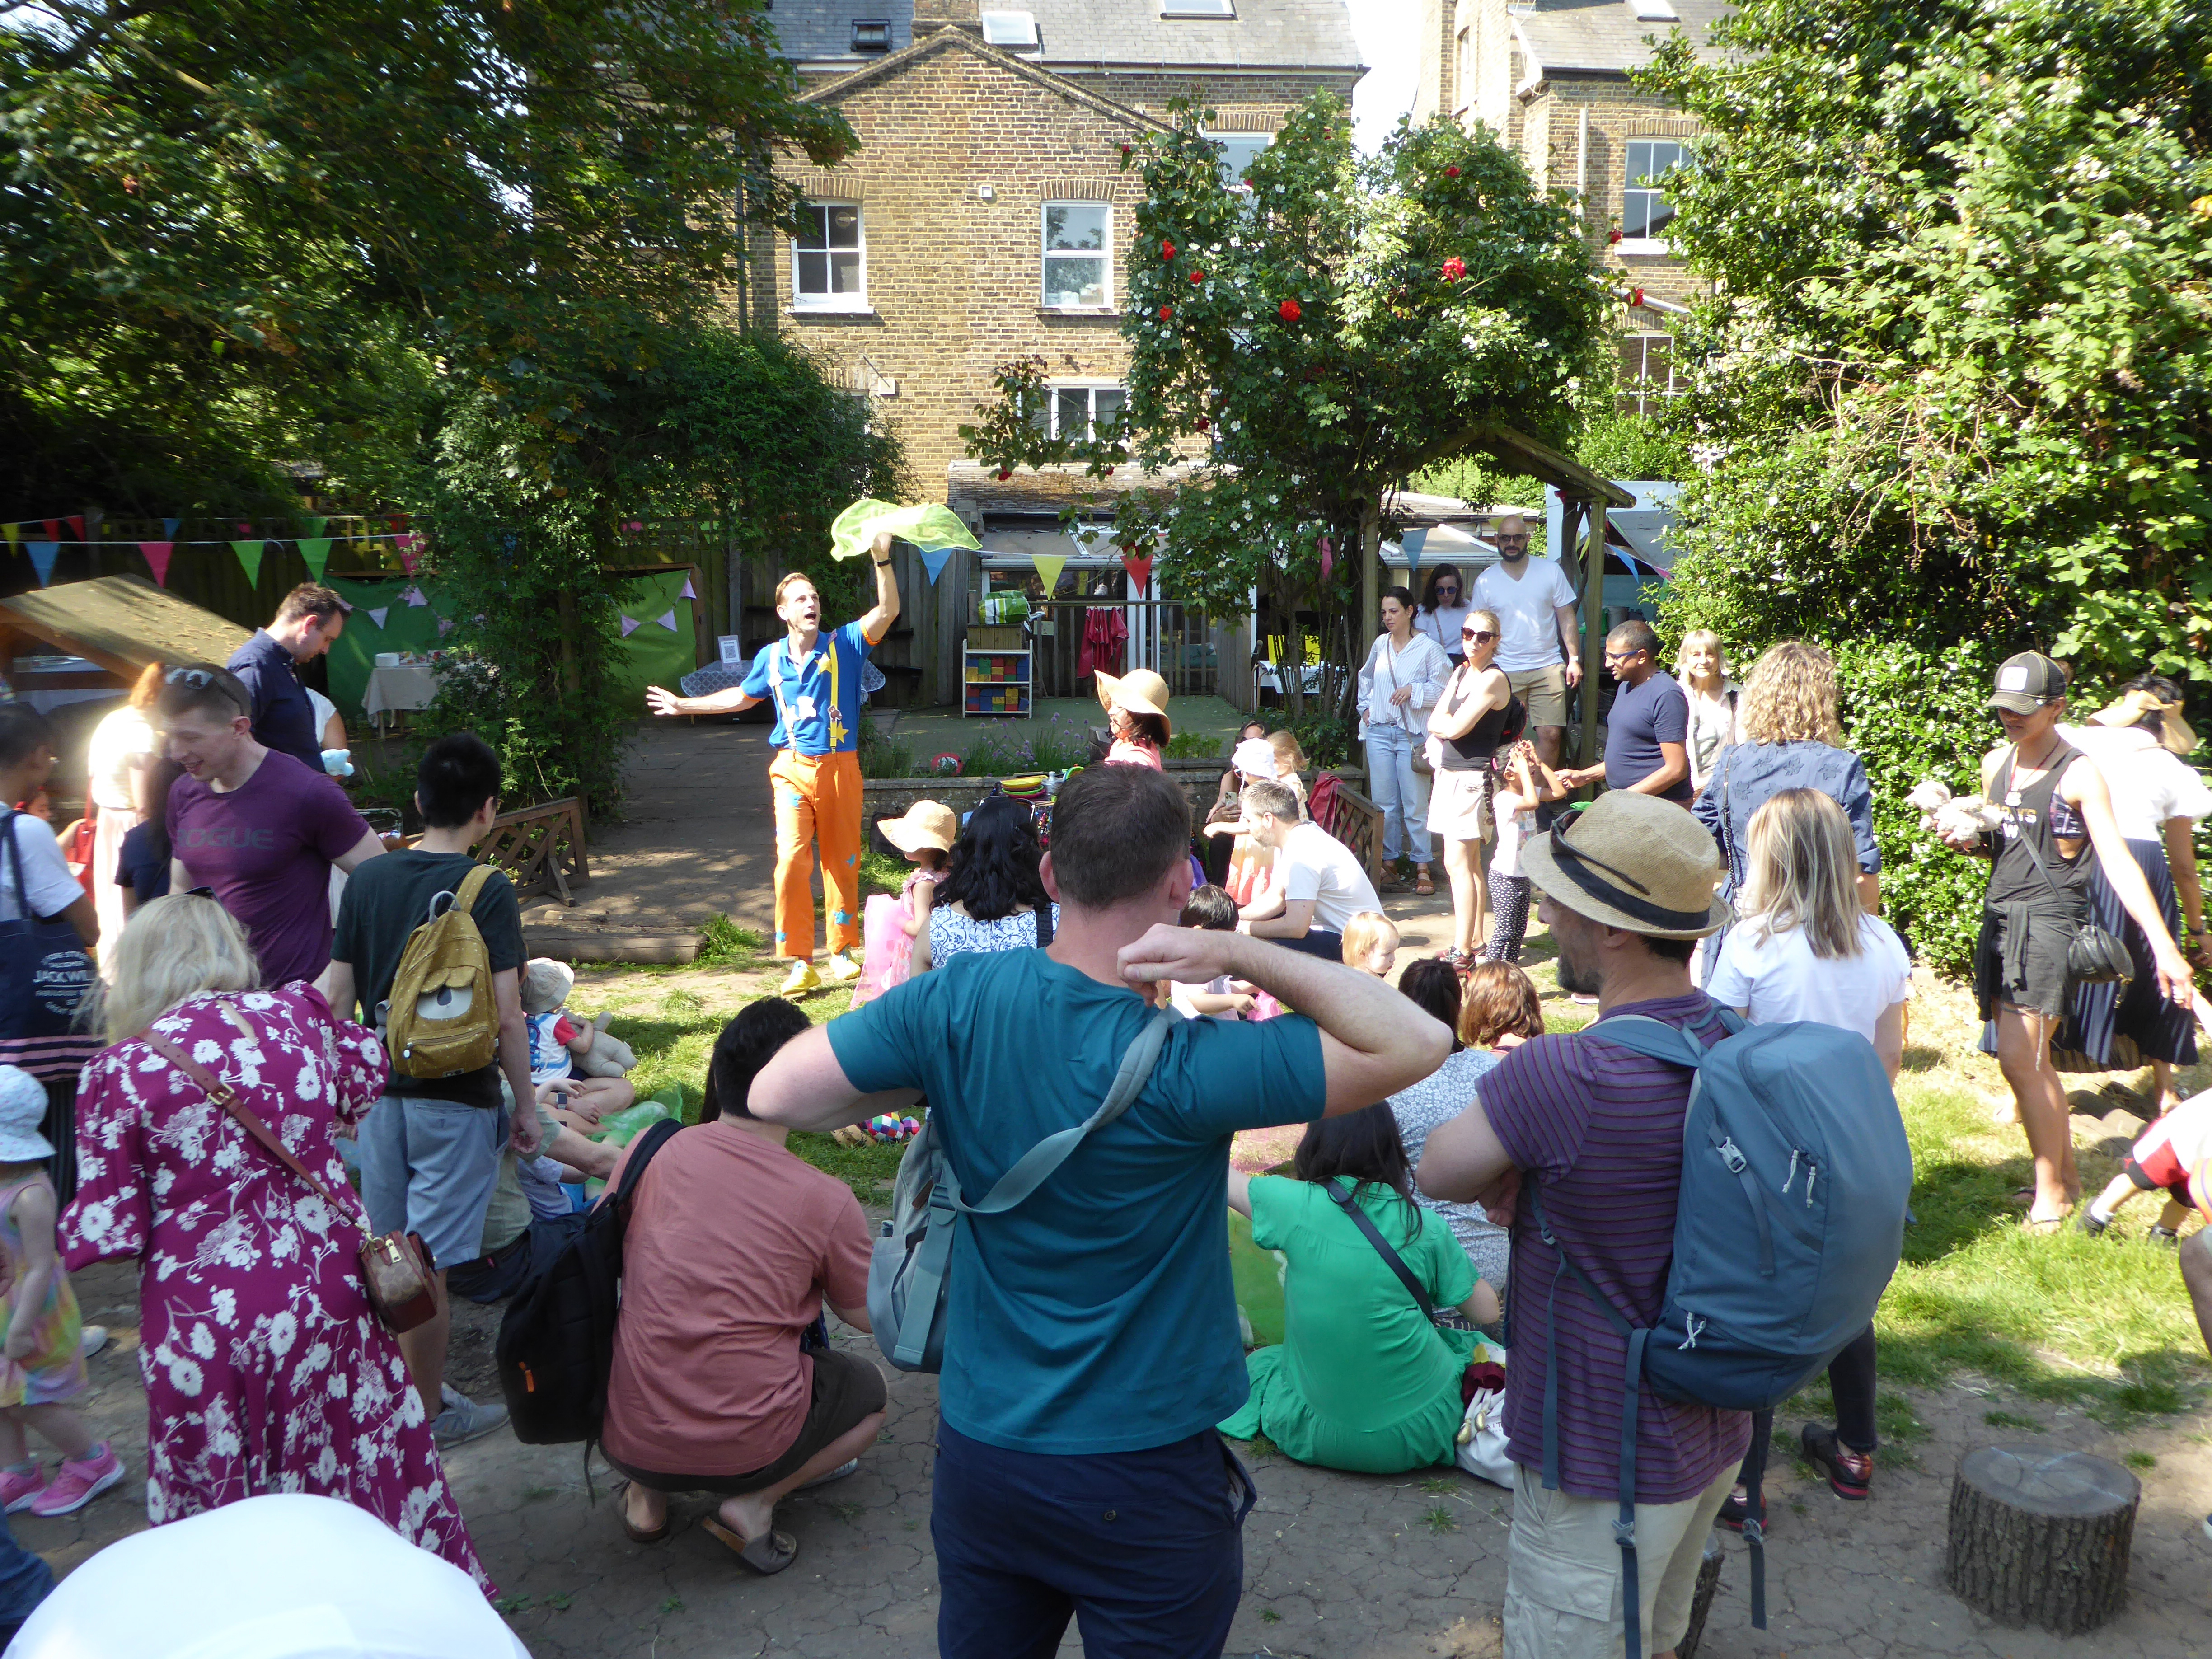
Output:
[478,796,590,904]
[1312,773,1387,887]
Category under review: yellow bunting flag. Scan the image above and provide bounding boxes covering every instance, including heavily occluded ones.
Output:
[1031,553,1067,595]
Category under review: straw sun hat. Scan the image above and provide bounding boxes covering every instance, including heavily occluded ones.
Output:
[1095,668,1173,736]
[2089,689,2198,756]
[1518,792,1729,940]
[878,800,958,855]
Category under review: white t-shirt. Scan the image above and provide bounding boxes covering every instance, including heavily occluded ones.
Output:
[2060,725,2212,841]
[1492,794,1534,880]
[1472,557,1578,673]
[1277,821,1383,935]
[2137,1091,2212,1174]
[84,704,154,812]
[1707,913,1912,1044]
[0,814,83,924]
[1414,604,1470,657]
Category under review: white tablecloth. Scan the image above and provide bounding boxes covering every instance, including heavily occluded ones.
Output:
[363,664,445,721]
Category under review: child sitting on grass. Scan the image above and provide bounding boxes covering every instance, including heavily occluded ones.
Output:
[0,1068,121,1518]
[1341,911,1399,978]
[2081,1087,2210,1243]
[856,801,956,1000]
[1170,885,1256,1020]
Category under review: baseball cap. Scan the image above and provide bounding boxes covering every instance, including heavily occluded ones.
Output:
[1986,652,2068,715]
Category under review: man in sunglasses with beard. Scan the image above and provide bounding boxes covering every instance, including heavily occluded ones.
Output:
[1472,513,1583,771]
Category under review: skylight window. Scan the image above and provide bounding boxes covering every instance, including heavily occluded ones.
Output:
[981,9,1041,45]
[851,18,891,50]
[1162,0,1235,15]
[1630,0,1678,18]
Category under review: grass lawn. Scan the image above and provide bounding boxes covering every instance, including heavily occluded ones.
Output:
[570,912,2209,1429]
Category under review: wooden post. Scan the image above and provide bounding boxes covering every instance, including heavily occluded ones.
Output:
[1945,1445,2139,1634]
[1359,498,1381,666]
[1577,499,1607,778]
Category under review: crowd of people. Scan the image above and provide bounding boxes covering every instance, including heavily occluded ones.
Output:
[0,548,2198,1659]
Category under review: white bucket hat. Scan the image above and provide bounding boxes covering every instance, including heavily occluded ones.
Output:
[0,1067,53,1163]
[1231,737,1279,779]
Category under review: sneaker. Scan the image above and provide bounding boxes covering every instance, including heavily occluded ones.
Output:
[2077,1208,2111,1237]
[779,960,822,998]
[1801,1423,1873,1500]
[0,1465,43,1514]
[430,1392,509,1449]
[821,949,863,985]
[2150,1225,2181,1247]
[797,1458,859,1491]
[80,1325,107,1359]
[28,1444,121,1517]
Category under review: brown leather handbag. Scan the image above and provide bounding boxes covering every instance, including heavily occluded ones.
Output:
[140,1023,441,1334]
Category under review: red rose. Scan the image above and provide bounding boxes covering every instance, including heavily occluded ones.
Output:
[1445,165,1461,179]
[1196,416,1210,431]
[1279,299,1302,322]
[1190,269,1205,284]
[1442,256,1466,280]
[1609,229,1623,244]
[1120,144,1132,157]
[1162,239,1176,260]
[1159,305,1173,320]
[1103,466,1115,476]
[997,469,1012,481]
[1630,286,1645,307]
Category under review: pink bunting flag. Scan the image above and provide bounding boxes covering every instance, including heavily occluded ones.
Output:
[1319,534,1334,581]
[367,607,389,628]
[619,616,641,638]
[656,609,678,631]
[679,575,696,600]
[137,542,174,587]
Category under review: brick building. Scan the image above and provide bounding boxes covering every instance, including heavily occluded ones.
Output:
[1412,0,1727,413]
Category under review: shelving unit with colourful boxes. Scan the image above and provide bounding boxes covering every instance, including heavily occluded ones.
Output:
[962,641,1032,718]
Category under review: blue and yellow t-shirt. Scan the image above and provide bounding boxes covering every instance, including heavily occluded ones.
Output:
[742,622,872,755]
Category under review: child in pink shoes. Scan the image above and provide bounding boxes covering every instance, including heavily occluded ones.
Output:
[0,1069,120,1519]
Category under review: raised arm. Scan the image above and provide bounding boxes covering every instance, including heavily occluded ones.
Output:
[859,530,901,644]
[1116,926,1450,1113]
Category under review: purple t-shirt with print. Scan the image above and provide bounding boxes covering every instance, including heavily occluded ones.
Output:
[169,749,370,990]
[1478,991,1752,1504]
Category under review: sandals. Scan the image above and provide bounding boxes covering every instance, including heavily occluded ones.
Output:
[702,1514,799,1575]
[615,1481,670,1546]
[1413,870,1436,896]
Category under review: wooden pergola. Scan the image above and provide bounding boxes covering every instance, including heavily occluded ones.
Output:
[1371,421,1636,768]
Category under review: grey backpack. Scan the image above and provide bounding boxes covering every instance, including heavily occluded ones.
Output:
[868,1006,1176,1373]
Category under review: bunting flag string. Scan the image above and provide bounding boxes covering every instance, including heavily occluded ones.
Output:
[618,615,642,638]
[916,546,955,585]
[137,543,173,587]
[296,538,333,581]
[26,544,59,587]
[1400,526,1428,575]
[1031,552,1067,594]
[231,539,265,586]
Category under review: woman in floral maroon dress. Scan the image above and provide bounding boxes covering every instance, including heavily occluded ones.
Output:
[61,895,489,1589]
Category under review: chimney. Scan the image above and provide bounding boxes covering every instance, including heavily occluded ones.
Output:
[914,0,982,34]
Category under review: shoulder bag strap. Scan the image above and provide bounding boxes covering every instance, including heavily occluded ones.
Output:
[1324,1177,1440,1322]
[454,862,496,912]
[960,1004,1175,1216]
[1033,901,1054,948]
[139,1025,351,1219]
[0,809,28,921]
[611,1116,682,1217]
[1994,744,2079,904]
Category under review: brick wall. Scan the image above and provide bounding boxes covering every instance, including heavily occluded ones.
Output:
[1073,70,1361,125]
[1521,79,1700,309]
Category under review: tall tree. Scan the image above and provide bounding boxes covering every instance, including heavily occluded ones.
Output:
[960,95,1611,712]
[1644,0,2212,683]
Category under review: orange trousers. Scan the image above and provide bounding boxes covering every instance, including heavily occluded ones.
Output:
[771,749,863,960]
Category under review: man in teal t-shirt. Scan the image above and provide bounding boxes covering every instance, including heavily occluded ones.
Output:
[644,539,900,996]
[753,765,1451,1658]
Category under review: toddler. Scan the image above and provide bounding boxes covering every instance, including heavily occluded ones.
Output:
[2080,1087,2211,1242]
[1170,886,1256,1020]
[520,960,636,1127]
[855,801,956,1003]
[0,1069,121,1518]
[1341,911,1399,978]
[1485,740,1565,965]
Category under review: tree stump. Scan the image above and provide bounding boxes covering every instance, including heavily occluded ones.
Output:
[1945,1444,2140,1633]
[1675,1531,1726,1659]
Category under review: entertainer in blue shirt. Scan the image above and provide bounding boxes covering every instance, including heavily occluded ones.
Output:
[646,536,899,995]
[225,584,347,773]
[750,764,1452,1659]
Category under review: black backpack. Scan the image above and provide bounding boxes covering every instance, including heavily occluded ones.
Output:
[495,1117,682,1446]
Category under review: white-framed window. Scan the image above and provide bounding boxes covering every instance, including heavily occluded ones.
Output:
[792,202,867,310]
[1617,332,1680,416]
[1045,383,1128,443]
[1161,0,1233,14]
[1041,202,1111,309]
[1621,139,1683,245]
[1206,130,1271,194]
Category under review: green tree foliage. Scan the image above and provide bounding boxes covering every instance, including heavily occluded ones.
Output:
[2,0,850,513]
[1644,0,2212,682]
[961,96,1610,707]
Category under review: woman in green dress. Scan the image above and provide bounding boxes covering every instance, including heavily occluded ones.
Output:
[1218,1105,1498,1475]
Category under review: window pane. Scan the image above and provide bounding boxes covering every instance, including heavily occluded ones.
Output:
[1044,255,1107,308]
[1641,194,1676,238]
[1092,388,1126,434]
[1622,191,1653,238]
[1647,334,1673,391]
[796,250,829,294]
[1054,388,1089,437]
[795,206,828,250]
[830,251,863,294]
[827,205,861,249]
[1212,133,1270,190]
[1044,205,1107,253]
[1162,0,1233,13]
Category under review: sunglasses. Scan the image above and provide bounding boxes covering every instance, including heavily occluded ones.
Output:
[165,667,219,690]
[1603,649,1646,663]
[1495,535,1530,546]
[1434,584,1460,598]
[1462,629,1497,642]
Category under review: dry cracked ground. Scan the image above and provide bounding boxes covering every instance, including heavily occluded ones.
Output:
[25,1262,2212,1659]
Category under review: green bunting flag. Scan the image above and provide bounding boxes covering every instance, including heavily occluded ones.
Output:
[231,539,266,586]
[296,514,327,540]
[296,538,333,581]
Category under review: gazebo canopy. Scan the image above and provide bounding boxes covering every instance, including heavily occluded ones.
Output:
[0,576,250,681]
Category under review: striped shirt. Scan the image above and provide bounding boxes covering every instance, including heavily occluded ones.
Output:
[1481,992,1753,1503]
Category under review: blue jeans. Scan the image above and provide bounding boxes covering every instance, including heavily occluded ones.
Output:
[0,1510,52,1642]
[933,1421,1258,1659]
[1365,724,1430,865]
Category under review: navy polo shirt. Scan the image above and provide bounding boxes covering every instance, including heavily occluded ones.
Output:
[226,629,323,771]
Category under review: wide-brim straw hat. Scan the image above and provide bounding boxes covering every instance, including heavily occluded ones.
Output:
[1096,668,1173,735]
[0,1067,53,1163]
[2089,689,2198,756]
[879,800,958,855]
[1520,792,1729,940]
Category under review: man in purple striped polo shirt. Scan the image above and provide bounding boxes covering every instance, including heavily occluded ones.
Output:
[1420,792,1750,1659]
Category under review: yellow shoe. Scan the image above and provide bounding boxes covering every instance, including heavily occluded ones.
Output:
[779,959,822,997]
[822,948,863,984]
